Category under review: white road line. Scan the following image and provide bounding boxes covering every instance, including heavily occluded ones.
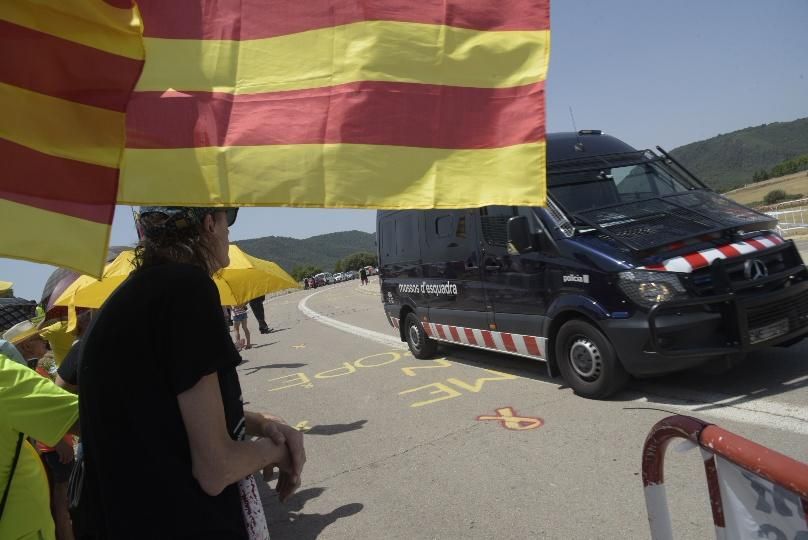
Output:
[628,385,808,435]
[298,289,406,350]
[299,290,808,434]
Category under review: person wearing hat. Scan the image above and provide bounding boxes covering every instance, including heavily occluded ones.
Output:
[76,206,306,539]
[3,320,48,370]
[0,350,79,540]
[3,320,77,540]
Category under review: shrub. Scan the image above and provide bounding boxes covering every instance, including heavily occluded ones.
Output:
[763,189,788,205]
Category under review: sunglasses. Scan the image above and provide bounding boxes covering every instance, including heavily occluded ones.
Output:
[218,208,239,227]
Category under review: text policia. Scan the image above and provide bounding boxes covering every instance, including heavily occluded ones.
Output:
[398,281,458,295]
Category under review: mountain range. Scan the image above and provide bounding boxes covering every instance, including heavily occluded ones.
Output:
[670,117,808,192]
[235,230,376,274]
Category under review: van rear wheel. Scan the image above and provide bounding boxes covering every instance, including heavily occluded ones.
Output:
[555,319,629,399]
[405,313,437,359]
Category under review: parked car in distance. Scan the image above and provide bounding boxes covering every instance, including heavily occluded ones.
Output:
[314,272,334,285]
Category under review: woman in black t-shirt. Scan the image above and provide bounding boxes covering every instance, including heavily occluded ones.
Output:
[77,207,305,539]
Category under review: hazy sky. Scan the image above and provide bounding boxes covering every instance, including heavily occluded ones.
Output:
[3,1,807,300]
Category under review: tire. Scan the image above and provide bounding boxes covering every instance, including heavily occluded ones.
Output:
[555,319,629,399]
[405,312,438,359]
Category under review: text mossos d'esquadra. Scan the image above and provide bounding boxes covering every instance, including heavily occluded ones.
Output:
[398,281,458,295]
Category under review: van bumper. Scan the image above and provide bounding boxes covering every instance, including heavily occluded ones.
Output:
[601,281,808,377]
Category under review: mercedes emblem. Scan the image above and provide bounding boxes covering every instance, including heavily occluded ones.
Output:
[743,259,768,280]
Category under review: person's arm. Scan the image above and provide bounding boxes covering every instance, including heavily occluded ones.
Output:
[55,374,79,394]
[178,372,292,497]
[0,355,78,446]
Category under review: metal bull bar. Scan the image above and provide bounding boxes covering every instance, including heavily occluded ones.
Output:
[642,415,808,539]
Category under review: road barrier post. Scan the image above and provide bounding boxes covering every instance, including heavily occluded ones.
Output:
[642,415,808,539]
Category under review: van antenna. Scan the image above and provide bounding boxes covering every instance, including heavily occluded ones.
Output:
[569,107,584,152]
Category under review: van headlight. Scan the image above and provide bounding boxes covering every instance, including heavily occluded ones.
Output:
[618,271,687,307]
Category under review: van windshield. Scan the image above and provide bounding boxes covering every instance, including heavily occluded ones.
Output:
[548,156,694,214]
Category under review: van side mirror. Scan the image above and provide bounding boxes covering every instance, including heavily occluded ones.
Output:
[507,216,532,253]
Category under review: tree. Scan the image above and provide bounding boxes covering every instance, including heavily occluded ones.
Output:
[291,264,322,282]
[763,189,787,205]
[333,251,377,273]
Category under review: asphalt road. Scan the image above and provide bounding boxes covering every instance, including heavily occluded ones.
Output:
[237,241,808,539]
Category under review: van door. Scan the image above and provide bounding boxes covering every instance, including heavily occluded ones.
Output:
[421,209,487,331]
[479,206,548,340]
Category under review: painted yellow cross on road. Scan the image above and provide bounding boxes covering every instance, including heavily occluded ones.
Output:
[477,407,544,431]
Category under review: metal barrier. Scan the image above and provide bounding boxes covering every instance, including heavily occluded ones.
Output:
[762,197,808,237]
[642,415,808,539]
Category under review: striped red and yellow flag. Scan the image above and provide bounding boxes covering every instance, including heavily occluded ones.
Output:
[120,0,550,209]
[0,1,144,276]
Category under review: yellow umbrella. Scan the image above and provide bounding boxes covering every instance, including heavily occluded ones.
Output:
[55,246,298,311]
[54,251,136,310]
[53,251,136,330]
[215,245,299,306]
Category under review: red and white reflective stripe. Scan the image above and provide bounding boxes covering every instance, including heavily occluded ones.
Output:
[639,234,784,273]
[422,322,546,360]
[390,316,400,329]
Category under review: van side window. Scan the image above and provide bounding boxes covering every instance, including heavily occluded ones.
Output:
[421,210,474,264]
[480,206,517,247]
[396,213,419,258]
[380,213,421,262]
[435,215,453,238]
[455,216,466,238]
[380,219,395,258]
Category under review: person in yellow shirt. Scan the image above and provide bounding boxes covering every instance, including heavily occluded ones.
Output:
[0,352,79,540]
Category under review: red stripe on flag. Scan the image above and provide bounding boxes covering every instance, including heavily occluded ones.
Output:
[746,238,766,251]
[481,330,496,349]
[683,252,710,271]
[137,0,550,40]
[449,326,461,342]
[717,244,741,258]
[0,20,143,112]
[436,325,447,340]
[127,82,545,150]
[464,328,478,346]
[524,336,541,356]
[501,333,518,353]
[0,138,117,224]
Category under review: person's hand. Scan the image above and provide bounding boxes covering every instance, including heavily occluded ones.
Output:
[257,417,306,502]
[259,439,300,503]
[54,439,74,464]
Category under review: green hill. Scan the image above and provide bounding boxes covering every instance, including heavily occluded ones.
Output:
[670,117,808,192]
[235,230,376,273]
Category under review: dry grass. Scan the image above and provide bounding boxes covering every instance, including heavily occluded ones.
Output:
[724,171,808,206]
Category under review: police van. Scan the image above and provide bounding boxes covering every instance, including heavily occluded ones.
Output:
[377,131,808,399]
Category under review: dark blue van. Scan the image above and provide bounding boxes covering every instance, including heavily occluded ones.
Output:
[377,131,808,398]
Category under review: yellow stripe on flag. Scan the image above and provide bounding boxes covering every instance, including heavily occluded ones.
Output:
[137,22,550,93]
[119,142,546,209]
[0,0,144,59]
[0,82,125,168]
[0,199,110,276]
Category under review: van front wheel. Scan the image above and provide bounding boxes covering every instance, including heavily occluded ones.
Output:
[405,313,437,359]
[555,319,629,399]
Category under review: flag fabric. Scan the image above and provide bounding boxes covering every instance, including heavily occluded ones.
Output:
[0,1,143,276]
[120,0,550,210]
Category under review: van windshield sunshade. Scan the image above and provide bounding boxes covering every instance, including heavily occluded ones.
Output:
[548,151,652,175]
[572,191,776,252]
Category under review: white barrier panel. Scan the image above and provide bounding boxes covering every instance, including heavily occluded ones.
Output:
[716,456,808,540]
